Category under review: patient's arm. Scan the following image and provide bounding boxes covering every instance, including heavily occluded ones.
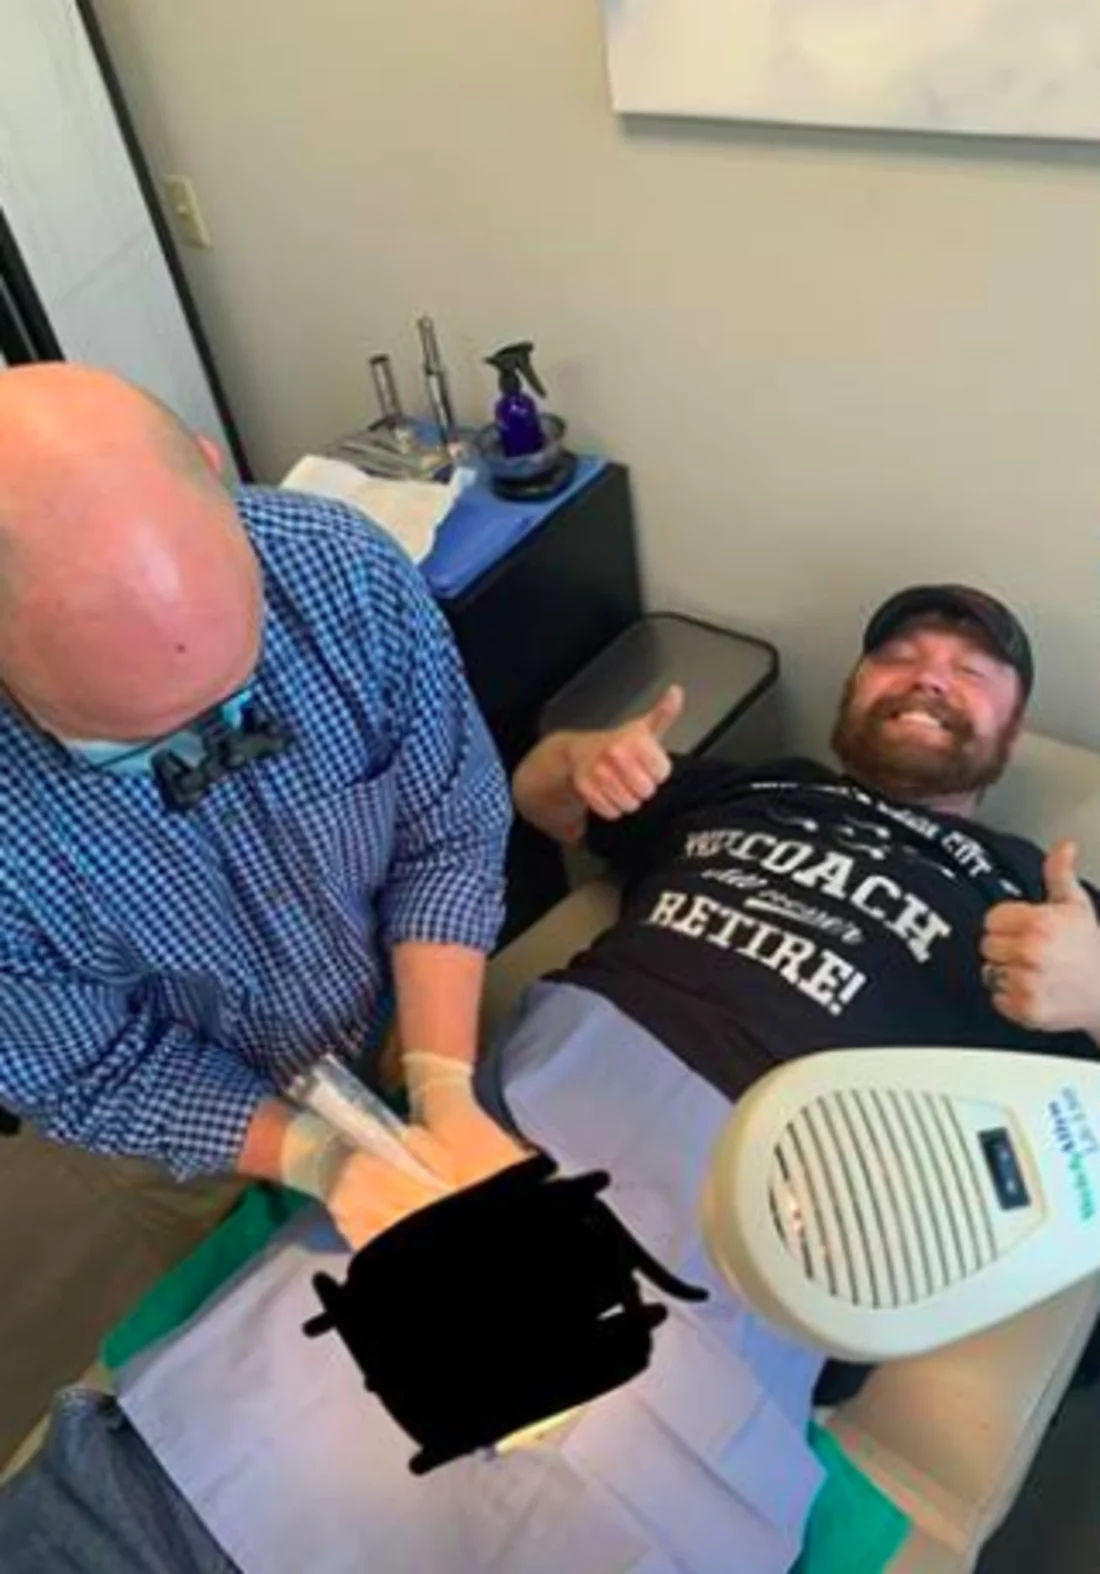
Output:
[512,731,591,844]
[512,685,684,844]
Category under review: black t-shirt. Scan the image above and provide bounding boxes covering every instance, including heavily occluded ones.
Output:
[559,757,1100,1100]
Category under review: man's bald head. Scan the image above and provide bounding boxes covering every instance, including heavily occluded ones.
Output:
[0,364,262,742]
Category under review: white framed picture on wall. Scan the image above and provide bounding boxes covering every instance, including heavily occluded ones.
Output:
[602,0,1100,142]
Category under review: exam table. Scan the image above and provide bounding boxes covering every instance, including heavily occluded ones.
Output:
[481,730,1100,1574]
[6,732,1100,1573]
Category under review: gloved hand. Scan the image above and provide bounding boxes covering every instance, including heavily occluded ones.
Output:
[280,1111,451,1251]
[404,1052,528,1189]
[327,1148,453,1251]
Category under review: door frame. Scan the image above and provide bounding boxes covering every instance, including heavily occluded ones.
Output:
[0,207,65,364]
[73,0,252,479]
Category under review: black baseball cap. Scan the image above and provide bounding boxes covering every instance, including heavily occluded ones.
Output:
[863,584,1034,698]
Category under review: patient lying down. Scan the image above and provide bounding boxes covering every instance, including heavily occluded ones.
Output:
[510,585,1100,1412]
[515,586,1100,1104]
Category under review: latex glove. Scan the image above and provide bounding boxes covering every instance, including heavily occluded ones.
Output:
[981,841,1100,1039]
[404,1051,528,1188]
[327,1148,453,1250]
[567,684,684,823]
[280,1111,451,1251]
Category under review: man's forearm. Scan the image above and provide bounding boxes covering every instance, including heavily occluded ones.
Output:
[237,1097,362,1209]
[236,1097,298,1182]
[392,939,526,1185]
[392,940,486,1068]
[512,732,586,843]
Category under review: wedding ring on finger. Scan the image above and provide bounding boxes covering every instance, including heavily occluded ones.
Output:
[982,963,1008,995]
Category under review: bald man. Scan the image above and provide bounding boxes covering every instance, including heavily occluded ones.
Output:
[0,365,520,1249]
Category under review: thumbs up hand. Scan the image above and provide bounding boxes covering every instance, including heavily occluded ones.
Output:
[568,684,685,822]
[981,841,1100,1039]
[1044,841,1091,908]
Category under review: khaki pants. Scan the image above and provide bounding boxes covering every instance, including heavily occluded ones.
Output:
[0,1126,242,1466]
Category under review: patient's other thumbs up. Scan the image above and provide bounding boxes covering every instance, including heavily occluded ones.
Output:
[1044,841,1090,910]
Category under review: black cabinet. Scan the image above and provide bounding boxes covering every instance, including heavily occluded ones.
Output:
[440,464,641,766]
[438,463,642,935]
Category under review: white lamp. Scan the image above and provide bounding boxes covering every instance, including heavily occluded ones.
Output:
[702,1048,1100,1362]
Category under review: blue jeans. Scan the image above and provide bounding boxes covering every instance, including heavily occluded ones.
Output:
[0,1388,237,1573]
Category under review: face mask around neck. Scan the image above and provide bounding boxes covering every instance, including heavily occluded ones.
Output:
[57,686,256,778]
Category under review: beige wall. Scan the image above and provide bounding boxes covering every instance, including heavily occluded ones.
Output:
[91,0,1100,755]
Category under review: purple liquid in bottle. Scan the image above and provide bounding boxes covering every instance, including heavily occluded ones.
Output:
[486,343,549,458]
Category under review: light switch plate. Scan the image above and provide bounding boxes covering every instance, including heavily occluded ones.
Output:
[162,174,213,249]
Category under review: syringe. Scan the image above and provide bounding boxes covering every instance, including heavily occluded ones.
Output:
[289,1053,441,1187]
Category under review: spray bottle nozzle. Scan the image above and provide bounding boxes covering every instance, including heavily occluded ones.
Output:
[485,342,547,400]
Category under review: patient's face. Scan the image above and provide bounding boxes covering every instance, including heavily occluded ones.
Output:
[830,617,1024,807]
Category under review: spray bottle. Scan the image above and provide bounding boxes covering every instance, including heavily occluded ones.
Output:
[486,342,548,459]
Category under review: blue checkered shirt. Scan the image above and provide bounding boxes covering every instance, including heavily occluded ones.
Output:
[0,488,511,1177]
